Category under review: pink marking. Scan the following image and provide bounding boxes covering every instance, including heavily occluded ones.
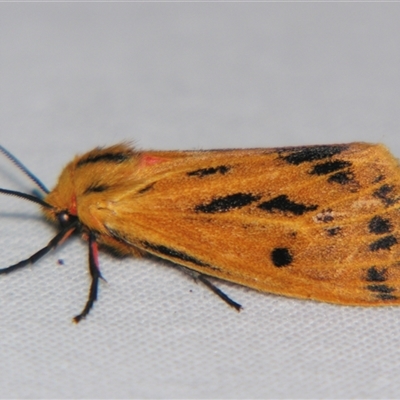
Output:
[140,154,166,166]
[91,240,99,269]
[59,227,76,245]
[69,195,77,216]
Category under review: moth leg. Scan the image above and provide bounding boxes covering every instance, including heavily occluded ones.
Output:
[73,233,105,323]
[0,224,77,275]
[177,266,242,311]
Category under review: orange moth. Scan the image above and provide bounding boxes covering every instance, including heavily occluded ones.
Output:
[1,142,400,322]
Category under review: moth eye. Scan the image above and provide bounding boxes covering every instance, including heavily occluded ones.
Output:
[57,211,70,226]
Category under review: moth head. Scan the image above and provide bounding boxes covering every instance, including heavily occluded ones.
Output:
[42,161,78,222]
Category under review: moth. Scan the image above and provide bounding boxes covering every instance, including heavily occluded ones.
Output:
[1,142,400,322]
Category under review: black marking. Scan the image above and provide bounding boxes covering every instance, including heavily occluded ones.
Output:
[327,171,354,185]
[141,241,216,269]
[138,183,155,194]
[373,184,398,206]
[258,195,318,216]
[195,193,260,213]
[84,183,109,195]
[376,293,398,300]
[366,284,397,300]
[366,267,387,282]
[369,235,398,251]
[366,284,395,294]
[106,227,133,246]
[326,227,341,236]
[373,175,385,183]
[315,209,334,223]
[310,160,352,176]
[368,216,393,235]
[187,165,230,177]
[280,145,348,165]
[77,152,131,167]
[271,248,293,267]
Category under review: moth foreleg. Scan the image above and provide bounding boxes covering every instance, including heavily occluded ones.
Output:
[73,233,105,323]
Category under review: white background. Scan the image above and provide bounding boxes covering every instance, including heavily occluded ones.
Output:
[1,3,400,399]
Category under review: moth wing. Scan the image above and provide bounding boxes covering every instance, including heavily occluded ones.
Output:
[103,143,400,306]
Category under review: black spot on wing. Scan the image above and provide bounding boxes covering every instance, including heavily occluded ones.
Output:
[310,160,352,176]
[373,184,398,206]
[369,235,398,251]
[138,183,155,194]
[77,152,131,167]
[315,209,334,223]
[366,284,395,293]
[141,241,218,270]
[327,171,354,185]
[280,144,348,165]
[84,183,110,195]
[258,195,318,216]
[271,248,293,267]
[366,284,397,300]
[326,227,341,236]
[195,193,260,213]
[187,165,230,177]
[373,175,385,183]
[376,293,398,300]
[366,267,387,282]
[368,216,393,235]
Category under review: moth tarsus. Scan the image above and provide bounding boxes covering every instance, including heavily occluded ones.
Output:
[197,274,242,311]
[176,264,242,311]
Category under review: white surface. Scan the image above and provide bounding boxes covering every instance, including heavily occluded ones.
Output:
[1,4,400,399]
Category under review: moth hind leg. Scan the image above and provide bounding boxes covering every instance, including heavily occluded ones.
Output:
[177,265,242,311]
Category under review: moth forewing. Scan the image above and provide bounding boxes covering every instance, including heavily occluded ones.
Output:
[92,142,400,306]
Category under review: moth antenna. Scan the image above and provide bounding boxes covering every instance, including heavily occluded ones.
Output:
[0,145,49,194]
[0,188,54,209]
[73,233,104,323]
[0,223,78,275]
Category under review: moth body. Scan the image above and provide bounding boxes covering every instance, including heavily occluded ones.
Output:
[2,141,400,321]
